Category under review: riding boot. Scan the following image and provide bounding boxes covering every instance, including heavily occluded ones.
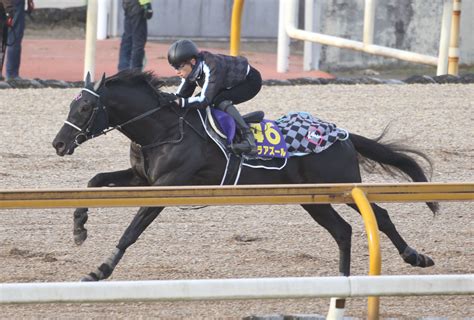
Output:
[217,100,258,156]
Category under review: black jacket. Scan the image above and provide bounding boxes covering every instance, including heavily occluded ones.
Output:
[0,0,14,16]
[122,0,144,17]
[176,51,250,109]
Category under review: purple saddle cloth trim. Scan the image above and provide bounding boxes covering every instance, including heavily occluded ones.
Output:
[210,108,236,145]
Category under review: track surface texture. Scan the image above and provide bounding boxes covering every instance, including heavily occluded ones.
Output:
[1,84,473,319]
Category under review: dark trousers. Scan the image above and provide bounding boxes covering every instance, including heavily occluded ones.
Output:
[118,8,147,71]
[213,67,262,106]
[4,0,24,79]
[0,9,6,76]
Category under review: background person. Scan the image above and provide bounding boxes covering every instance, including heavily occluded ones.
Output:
[167,39,262,155]
[118,0,153,71]
[0,0,14,80]
[3,0,33,80]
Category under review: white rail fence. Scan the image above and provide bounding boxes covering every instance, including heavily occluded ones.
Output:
[277,0,459,75]
[1,275,473,304]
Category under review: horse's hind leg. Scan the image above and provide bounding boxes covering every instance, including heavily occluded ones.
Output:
[348,203,434,267]
[81,206,163,281]
[302,204,352,276]
[302,204,352,317]
[74,168,147,245]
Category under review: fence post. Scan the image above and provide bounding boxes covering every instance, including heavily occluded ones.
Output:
[352,187,381,320]
[230,0,245,56]
[448,0,462,75]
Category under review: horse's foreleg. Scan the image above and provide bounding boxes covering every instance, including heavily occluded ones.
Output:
[74,168,147,246]
[348,203,434,268]
[81,206,163,281]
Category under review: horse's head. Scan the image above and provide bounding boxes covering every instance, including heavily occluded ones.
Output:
[53,70,180,156]
[52,73,108,156]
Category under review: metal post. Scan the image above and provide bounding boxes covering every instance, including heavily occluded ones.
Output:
[84,0,98,81]
[437,0,453,75]
[109,0,119,37]
[352,187,381,320]
[97,0,108,40]
[304,0,321,71]
[448,0,461,75]
[277,0,290,72]
[363,0,376,45]
[230,0,245,56]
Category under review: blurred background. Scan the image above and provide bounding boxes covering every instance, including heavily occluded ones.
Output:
[20,0,474,79]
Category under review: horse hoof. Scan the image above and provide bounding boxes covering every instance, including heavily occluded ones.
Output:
[420,255,435,268]
[74,228,88,246]
[80,274,98,282]
[401,247,435,268]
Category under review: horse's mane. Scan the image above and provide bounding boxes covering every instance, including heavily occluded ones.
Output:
[105,69,177,104]
[106,69,164,91]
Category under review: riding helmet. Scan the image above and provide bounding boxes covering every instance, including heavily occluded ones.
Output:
[167,40,199,69]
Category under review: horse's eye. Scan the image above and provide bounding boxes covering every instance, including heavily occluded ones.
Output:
[79,104,92,113]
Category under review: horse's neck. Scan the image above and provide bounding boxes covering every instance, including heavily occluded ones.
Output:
[106,91,195,147]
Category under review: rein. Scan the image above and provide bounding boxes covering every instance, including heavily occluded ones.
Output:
[65,88,206,150]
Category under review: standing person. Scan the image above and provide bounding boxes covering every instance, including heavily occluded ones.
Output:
[0,0,14,80]
[167,39,262,155]
[118,0,153,71]
[4,0,33,80]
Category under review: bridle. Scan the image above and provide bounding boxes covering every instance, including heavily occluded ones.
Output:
[64,88,109,146]
[64,87,206,150]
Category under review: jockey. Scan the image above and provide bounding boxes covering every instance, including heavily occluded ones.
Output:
[168,39,262,156]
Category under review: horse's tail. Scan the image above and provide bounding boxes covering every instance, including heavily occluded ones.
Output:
[349,132,439,214]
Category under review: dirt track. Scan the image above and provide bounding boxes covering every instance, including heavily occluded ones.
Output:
[0,84,473,319]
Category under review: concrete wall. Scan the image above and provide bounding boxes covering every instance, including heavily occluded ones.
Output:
[316,0,474,69]
[118,0,473,67]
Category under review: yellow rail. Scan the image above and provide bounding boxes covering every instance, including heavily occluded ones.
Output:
[230,0,245,56]
[1,182,472,320]
[1,183,472,209]
[352,188,381,319]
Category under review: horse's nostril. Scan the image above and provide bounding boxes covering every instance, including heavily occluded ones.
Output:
[54,141,65,151]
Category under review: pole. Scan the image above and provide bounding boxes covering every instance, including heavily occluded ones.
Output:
[437,0,453,75]
[84,0,98,81]
[363,0,376,45]
[448,0,461,75]
[352,187,381,320]
[277,0,290,73]
[230,0,244,56]
[304,0,321,71]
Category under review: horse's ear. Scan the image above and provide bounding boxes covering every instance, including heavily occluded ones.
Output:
[85,72,92,88]
[94,73,106,91]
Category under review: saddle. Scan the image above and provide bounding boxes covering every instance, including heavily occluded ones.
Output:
[205,107,288,160]
[199,108,349,184]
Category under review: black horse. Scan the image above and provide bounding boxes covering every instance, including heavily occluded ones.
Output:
[52,70,438,283]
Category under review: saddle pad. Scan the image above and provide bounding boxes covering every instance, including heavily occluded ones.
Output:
[250,120,288,159]
[275,112,349,155]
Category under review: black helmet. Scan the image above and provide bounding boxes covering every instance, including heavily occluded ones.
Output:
[168,40,199,69]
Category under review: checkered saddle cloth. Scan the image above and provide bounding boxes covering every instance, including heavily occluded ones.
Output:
[275,112,349,155]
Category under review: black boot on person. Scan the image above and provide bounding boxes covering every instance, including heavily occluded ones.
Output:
[217,100,258,156]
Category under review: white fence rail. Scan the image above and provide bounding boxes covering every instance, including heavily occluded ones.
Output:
[277,0,457,75]
[1,275,473,304]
